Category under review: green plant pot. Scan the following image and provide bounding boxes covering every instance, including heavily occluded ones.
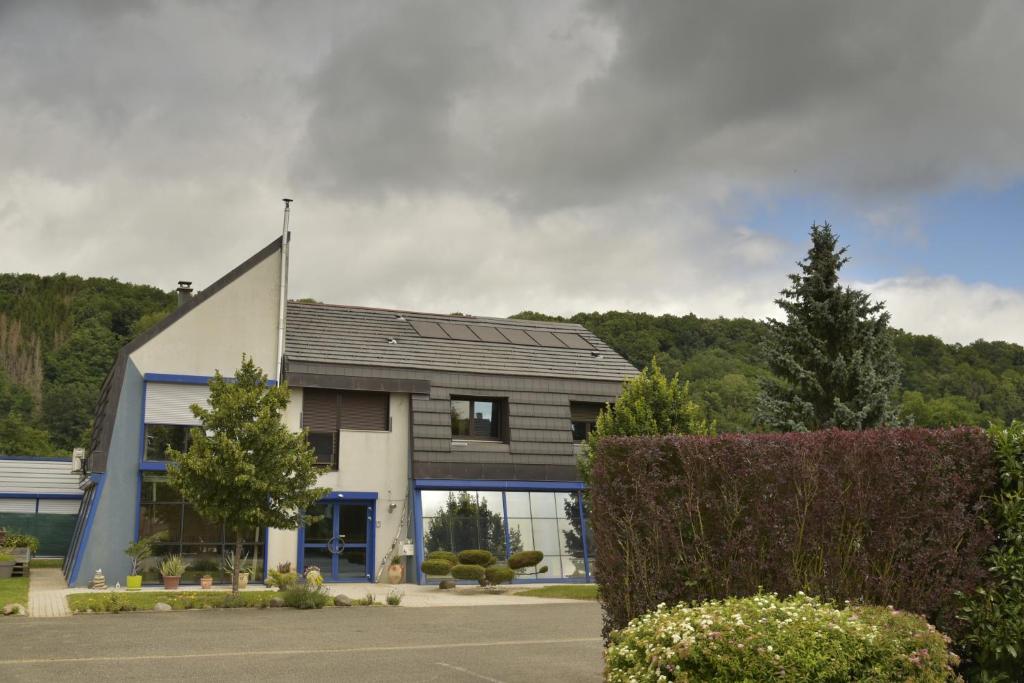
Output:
[126,575,143,591]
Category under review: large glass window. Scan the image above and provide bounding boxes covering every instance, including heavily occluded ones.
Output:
[138,474,264,584]
[420,488,591,581]
[450,398,505,440]
[144,424,192,461]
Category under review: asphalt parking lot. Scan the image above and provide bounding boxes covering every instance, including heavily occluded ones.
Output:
[0,602,604,682]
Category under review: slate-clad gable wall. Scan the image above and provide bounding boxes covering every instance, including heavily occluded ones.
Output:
[287,361,623,482]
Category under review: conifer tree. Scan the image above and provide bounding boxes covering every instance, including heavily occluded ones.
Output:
[758,223,901,431]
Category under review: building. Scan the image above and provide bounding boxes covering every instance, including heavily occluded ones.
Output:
[0,456,82,557]
[65,236,636,587]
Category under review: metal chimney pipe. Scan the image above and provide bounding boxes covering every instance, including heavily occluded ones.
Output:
[275,199,292,382]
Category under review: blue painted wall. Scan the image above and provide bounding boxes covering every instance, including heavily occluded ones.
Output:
[71,359,145,586]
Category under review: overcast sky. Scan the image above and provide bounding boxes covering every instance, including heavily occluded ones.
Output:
[3,1,1024,344]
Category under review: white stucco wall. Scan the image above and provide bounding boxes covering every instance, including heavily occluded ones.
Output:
[129,248,282,377]
[267,389,412,581]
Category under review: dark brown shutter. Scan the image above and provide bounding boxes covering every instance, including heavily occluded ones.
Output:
[302,389,339,431]
[339,391,389,431]
[570,402,603,422]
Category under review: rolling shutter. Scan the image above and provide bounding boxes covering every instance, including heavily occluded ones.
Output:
[38,499,82,514]
[570,402,603,422]
[302,389,339,431]
[144,383,210,425]
[339,391,389,431]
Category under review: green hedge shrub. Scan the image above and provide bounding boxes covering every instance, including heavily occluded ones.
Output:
[958,422,1024,678]
[450,564,486,581]
[281,583,331,609]
[421,559,453,576]
[426,550,458,566]
[508,550,543,570]
[457,549,494,567]
[484,565,515,585]
[605,593,960,682]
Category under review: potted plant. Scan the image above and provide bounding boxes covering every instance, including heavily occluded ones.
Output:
[387,555,404,584]
[223,552,251,589]
[160,555,187,590]
[200,574,214,589]
[0,551,14,579]
[124,532,164,591]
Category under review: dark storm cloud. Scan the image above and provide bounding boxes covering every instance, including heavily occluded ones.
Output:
[2,1,1024,343]
[292,0,1024,210]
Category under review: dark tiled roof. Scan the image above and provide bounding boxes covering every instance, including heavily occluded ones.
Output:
[285,302,638,381]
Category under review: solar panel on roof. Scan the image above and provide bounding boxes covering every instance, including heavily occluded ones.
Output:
[470,325,507,343]
[410,320,449,339]
[498,327,538,345]
[554,332,593,350]
[526,330,566,347]
[440,322,478,341]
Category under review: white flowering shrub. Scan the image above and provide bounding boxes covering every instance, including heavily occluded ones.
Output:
[605,593,960,682]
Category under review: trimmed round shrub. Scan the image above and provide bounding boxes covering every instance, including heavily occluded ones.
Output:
[484,565,515,586]
[508,550,543,570]
[605,593,960,682]
[421,559,453,577]
[282,583,332,609]
[457,549,494,567]
[450,563,486,581]
[425,550,458,567]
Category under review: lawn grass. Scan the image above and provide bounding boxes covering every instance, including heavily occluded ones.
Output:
[29,558,63,569]
[0,577,30,610]
[517,584,599,600]
[68,590,280,613]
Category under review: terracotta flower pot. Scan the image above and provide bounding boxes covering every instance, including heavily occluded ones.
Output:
[162,575,181,590]
[387,562,404,584]
[200,575,214,589]
[237,572,249,589]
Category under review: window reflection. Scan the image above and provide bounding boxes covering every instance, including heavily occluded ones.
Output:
[419,488,591,581]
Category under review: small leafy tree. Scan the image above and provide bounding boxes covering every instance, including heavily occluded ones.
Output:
[167,355,329,592]
[758,223,901,431]
[124,532,165,576]
[580,358,712,482]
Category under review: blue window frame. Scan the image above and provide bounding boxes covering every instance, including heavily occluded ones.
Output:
[297,492,378,582]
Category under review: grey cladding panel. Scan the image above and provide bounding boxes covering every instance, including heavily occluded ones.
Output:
[413,411,450,426]
[509,403,571,418]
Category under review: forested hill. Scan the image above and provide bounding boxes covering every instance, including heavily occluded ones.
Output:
[2,271,1022,454]
[0,273,175,455]
[513,311,1024,432]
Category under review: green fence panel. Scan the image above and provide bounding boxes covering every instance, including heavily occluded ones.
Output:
[0,512,79,557]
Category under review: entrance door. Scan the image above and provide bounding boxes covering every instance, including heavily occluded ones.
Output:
[300,500,373,581]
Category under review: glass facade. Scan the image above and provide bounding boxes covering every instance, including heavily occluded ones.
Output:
[138,474,264,584]
[144,424,192,461]
[420,488,593,581]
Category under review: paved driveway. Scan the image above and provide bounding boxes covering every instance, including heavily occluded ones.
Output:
[0,602,604,682]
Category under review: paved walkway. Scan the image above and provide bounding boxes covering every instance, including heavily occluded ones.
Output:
[27,568,71,618]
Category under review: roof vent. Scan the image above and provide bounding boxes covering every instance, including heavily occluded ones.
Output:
[176,281,194,307]
[590,350,603,359]
[396,315,406,321]
[386,337,398,345]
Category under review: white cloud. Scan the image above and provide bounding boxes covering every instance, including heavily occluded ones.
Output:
[864,276,1024,345]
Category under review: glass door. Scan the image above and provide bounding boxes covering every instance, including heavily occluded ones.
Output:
[301,500,373,581]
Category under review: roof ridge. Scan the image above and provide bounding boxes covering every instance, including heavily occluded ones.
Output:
[286,300,586,330]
